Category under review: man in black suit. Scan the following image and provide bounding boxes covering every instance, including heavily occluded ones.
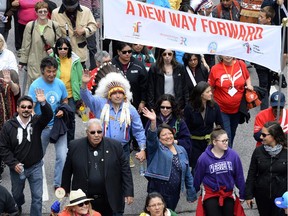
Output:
[61,118,134,216]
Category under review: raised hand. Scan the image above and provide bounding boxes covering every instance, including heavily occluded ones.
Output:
[35,88,46,103]
[142,107,156,121]
[1,69,12,84]
[82,69,92,85]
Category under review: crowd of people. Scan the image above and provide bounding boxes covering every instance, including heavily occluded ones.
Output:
[0,0,287,215]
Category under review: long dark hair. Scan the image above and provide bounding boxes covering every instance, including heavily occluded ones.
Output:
[182,53,201,68]
[144,192,167,215]
[190,81,214,112]
[54,37,72,58]
[264,121,287,147]
[156,48,178,72]
[132,44,151,63]
[154,94,182,118]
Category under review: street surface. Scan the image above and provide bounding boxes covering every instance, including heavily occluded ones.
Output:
[1,0,287,215]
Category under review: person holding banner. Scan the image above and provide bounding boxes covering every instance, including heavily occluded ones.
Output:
[147,48,189,110]
[208,56,253,147]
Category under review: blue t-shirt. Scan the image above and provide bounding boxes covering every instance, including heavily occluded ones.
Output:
[28,77,68,126]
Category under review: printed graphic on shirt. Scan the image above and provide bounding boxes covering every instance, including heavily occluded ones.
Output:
[46,91,60,105]
[209,161,233,174]
[220,68,242,87]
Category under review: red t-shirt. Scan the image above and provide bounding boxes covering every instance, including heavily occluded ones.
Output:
[209,60,249,114]
[254,107,288,146]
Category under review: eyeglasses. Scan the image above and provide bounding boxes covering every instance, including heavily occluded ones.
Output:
[38,10,48,14]
[160,106,172,110]
[121,50,132,54]
[148,203,164,208]
[216,139,229,144]
[261,133,271,138]
[77,201,90,207]
[20,105,33,109]
[162,52,173,57]
[88,130,103,135]
[58,47,69,50]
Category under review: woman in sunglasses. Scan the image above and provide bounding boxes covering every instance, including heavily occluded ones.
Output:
[142,108,197,211]
[147,48,188,110]
[112,41,148,115]
[53,37,83,143]
[193,127,245,216]
[245,121,287,216]
[19,1,62,87]
[58,189,101,216]
[144,94,192,163]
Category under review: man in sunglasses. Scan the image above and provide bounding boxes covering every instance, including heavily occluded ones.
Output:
[0,91,53,215]
[254,91,288,147]
[61,118,133,216]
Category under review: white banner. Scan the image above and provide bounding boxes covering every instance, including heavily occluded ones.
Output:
[104,0,282,72]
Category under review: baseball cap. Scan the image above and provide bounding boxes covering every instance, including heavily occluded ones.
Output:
[270,91,285,107]
[275,192,288,209]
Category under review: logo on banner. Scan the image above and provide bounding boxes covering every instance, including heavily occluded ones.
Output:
[243,42,252,54]
[208,42,217,53]
[133,21,141,36]
[180,37,187,46]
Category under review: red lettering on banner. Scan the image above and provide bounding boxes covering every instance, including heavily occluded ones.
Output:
[254,27,263,40]
[169,12,180,27]
[182,15,189,30]
[238,25,246,40]
[126,0,135,15]
[137,3,166,23]
[201,19,208,32]
[226,22,238,39]
[217,21,227,36]
[201,18,263,41]
[209,20,218,34]
[188,17,197,31]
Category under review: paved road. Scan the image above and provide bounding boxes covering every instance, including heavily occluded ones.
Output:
[1,0,287,215]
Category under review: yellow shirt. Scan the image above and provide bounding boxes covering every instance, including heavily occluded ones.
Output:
[60,57,73,98]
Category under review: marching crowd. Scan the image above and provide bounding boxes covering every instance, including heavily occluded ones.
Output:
[0,0,287,215]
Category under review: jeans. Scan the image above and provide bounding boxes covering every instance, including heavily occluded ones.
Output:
[220,112,240,148]
[41,127,67,187]
[86,33,97,70]
[10,161,43,216]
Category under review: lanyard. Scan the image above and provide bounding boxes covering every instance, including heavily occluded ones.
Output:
[222,61,234,87]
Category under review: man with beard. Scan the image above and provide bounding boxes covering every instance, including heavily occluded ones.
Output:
[0,92,53,215]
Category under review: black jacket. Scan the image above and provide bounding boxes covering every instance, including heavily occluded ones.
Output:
[0,102,53,168]
[245,145,287,200]
[61,137,133,212]
[147,63,189,109]
[112,56,148,108]
[50,103,74,143]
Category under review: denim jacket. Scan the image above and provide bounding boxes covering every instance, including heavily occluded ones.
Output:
[145,129,197,202]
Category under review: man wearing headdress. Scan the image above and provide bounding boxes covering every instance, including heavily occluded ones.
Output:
[80,65,146,161]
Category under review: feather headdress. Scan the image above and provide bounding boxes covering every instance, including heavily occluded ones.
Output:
[95,67,133,137]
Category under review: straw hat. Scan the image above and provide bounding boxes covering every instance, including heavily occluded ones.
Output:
[66,189,93,206]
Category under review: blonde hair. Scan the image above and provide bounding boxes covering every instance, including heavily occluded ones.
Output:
[63,203,94,216]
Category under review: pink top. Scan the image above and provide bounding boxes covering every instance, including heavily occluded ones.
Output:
[18,0,42,25]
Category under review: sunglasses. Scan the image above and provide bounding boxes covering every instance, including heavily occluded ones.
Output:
[121,50,132,54]
[88,130,103,135]
[160,106,172,110]
[58,47,69,50]
[20,105,33,109]
[77,201,90,207]
[162,52,173,57]
[261,133,271,137]
[38,10,48,14]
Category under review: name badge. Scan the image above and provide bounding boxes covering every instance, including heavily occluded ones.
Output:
[228,87,237,97]
[131,70,138,73]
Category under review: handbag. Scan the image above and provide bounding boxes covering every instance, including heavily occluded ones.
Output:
[245,89,261,109]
